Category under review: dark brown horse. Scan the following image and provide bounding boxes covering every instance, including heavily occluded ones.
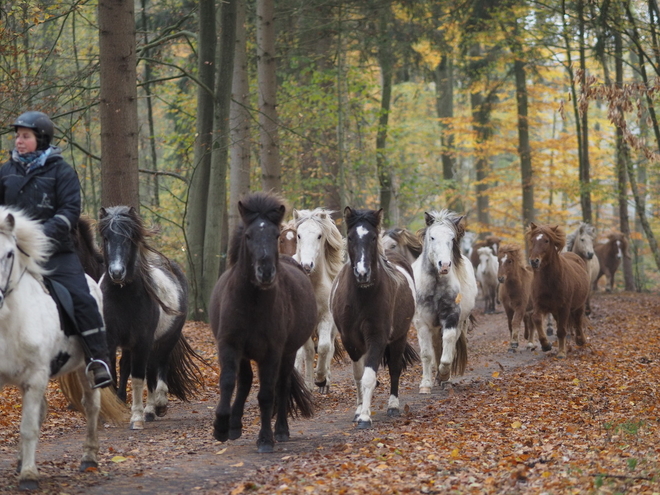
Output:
[210,192,317,452]
[497,244,541,352]
[526,223,590,358]
[330,207,417,428]
[594,231,629,292]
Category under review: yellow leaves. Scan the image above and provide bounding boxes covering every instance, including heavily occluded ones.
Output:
[492,371,500,378]
[572,378,580,386]
[411,39,441,71]
[231,461,244,467]
[511,421,523,429]
[215,448,227,455]
[111,456,128,463]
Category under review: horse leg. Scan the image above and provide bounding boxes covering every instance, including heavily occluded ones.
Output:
[504,306,516,351]
[385,338,407,417]
[314,313,336,394]
[255,357,279,453]
[416,320,435,394]
[533,311,552,352]
[75,368,101,472]
[554,310,570,358]
[355,341,386,429]
[351,356,365,421]
[294,337,314,391]
[571,308,586,347]
[129,352,149,429]
[144,362,163,422]
[228,358,253,440]
[523,313,537,350]
[117,350,131,403]
[214,348,240,442]
[274,354,296,442]
[437,312,460,383]
[17,376,49,491]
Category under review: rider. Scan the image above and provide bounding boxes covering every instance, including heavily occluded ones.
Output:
[0,111,112,388]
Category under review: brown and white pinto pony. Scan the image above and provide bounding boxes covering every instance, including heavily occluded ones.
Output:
[279,219,297,256]
[594,232,629,292]
[526,223,590,358]
[497,244,541,352]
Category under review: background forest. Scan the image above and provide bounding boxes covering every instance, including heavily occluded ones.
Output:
[0,0,659,320]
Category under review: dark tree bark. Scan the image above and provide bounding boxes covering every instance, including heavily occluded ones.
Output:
[577,0,592,223]
[514,58,535,226]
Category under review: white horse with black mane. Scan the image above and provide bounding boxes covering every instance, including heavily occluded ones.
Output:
[292,208,345,392]
[0,207,124,490]
[412,210,478,394]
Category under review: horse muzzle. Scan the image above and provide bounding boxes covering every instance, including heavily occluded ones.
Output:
[529,258,541,270]
[302,262,314,274]
[255,265,276,288]
[353,267,372,287]
[498,276,505,284]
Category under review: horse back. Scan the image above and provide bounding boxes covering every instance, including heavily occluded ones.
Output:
[560,251,590,307]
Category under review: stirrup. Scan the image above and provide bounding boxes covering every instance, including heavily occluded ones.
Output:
[86,359,113,389]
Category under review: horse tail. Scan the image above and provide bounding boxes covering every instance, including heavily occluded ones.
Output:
[165,336,206,402]
[332,335,346,363]
[59,373,127,424]
[451,331,468,377]
[382,342,420,370]
[287,368,315,418]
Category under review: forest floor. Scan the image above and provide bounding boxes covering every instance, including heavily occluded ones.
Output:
[1,291,659,494]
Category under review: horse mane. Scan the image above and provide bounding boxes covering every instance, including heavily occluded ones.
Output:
[526,223,566,251]
[384,227,423,259]
[566,222,596,252]
[0,207,51,278]
[419,209,465,269]
[294,208,345,279]
[498,243,525,264]
[98,206,179,315]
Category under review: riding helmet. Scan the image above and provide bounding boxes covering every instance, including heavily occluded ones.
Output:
[12,111,54,150]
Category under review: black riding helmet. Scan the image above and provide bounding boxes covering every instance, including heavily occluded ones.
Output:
[12,111,54,151]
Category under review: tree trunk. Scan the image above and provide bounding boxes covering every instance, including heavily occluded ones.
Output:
[185,0,215,320]
[140,0,159,208]
[514,58,534,226]
[578,0,592,223]
[257,0,281,192]
[98,0,139,209]
[228,0,251,234]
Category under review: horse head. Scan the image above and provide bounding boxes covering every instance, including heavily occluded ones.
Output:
[279,220,297,257]
[237,193,285,288]
[526,222,565,270]
[421,210,464,276]
[568,223,596,260]
[293,208,337,275]
[99,206,144,285]
[345,207,382,287]
[497,244,523,284]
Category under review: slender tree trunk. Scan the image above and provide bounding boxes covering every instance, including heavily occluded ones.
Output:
[257,0,281,192]
[578,0,592,223]
[140,0,159,208]
[514,58,534,226]
[98,0,139,209]
[228,0,251,234]
[186,0,215,319]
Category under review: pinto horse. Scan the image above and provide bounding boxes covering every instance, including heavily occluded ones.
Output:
[594,231,629,292]
[210,192,316,452]
[381,227,422,266]
[292,208,344,393]
[413,210,478,393]
[279,219,297,256]
[497,244,540,352]
[0,207,125,490]
[99,206,203,429]
[567,222,600,314]
[527,223,590,358]
[330,207,417,428]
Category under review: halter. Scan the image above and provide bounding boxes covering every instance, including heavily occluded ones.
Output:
[0,231,29,299]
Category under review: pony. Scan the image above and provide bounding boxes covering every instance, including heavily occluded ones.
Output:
[469,235,501,269]
[460,230,478,257]
[567,222,600,314]
[279,219,297,256]
[98,206,202,430]
[210,192,317,452]
[330,207,417,428]
[381,227,423,265]
[292,208,345,393]
[497,244,541,352]
[476,246,499,314]
[594,231,629,292]
[526,223,590,358]
[412,210,478,394]
[0,207,125,490]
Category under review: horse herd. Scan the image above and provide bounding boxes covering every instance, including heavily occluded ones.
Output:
[0,193,630,489]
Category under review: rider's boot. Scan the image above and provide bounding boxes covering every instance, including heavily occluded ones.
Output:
[81,328,113,389]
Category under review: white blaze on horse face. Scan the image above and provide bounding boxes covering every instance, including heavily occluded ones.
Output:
[616,240,622,259]
[296,220,324,272]
[501,254,508,264]
[355,252,367,276]
[426,223,455,275]
[285,231,295,241]
[536,234,544,241]
[356,225,369,239]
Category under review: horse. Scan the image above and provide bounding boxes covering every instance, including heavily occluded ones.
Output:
[469,235,501,269]
[210,192,317,452]
[73,215,105,282]
[381,227,423,265]
[476,246,499,314]
[497,244,541,352]
[279,219,297,256]
[98,206,203,430]
[292,208,344,393]
[412,210,478,394]
[460,230,478,257]
[567,222,600,314]
[0,207,125,490]
[330,207,417,428]
[526,223,590,358]
[594,231,629,292]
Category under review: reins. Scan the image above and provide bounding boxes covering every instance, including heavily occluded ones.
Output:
[0,231,30,299]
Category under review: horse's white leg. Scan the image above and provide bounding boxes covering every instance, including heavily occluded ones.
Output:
[145,379,169,421]
[130,377,146,430]
[356,365,377,428]
[416,321,435,394]
[438,325,459,383]
[76,369,101,471]
[509,309,524,352]
[352,357,365,421]
[295,337,315,390]
[17,378,48,490]
[314,314,335,393]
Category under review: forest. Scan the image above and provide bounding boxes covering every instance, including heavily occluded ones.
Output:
[1,0,659,319]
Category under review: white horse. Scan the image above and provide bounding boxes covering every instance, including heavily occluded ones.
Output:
[0,207,125,490]
[412,210,478,394]
[476,246,499,314]
[567,222,600,314]
[292,208,345,393]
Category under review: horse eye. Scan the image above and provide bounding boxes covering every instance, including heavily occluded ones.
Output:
[7,251,13,259]
[297,234,301,239]
[430,236,435,241]
[317,234,321,240]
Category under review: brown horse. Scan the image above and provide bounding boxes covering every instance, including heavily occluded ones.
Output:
[497,244,541,352]
[470,235,501,269]
[279,219,297,256]
[526,223,590,358]
[594,232,629,292]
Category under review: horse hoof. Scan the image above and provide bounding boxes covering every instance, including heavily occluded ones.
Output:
[79,460,98,472]
[130,420,144,430]
[576,337,586,346]
[18,479,39,491]
[228,428,242,440]
[546,328,554,336]
[387,408,400,417]
[144,412,156,422]
[437,372,450,383]
[257,443,274,453]
[419,386,431,394]
[352,414,359,423]
[356,419,372,429]
[275,432,290,442]
[556,352,566,359]
[507,347,517,353]
[213,427,228,442]
[541,343,552,352]
[155,405,167,417]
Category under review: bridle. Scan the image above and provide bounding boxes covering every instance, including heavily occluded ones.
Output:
[0,231,29,299]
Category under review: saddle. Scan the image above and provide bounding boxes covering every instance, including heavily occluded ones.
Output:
[43,277,79,337]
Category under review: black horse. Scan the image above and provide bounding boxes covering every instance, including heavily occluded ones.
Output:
[210,192,317,453]
[98,206,202,430]
[330,207,418,428]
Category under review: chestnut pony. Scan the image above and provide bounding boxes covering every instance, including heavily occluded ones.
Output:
[594,232,629,292]
[526,223,590,358]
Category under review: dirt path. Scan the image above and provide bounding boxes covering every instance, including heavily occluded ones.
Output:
[0,299,572,494]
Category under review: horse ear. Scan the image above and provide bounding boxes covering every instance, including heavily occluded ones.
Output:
[277,204,286,222]
[376,208,384,227]
[529,222,538,230]
[99,207,107,219]
[4,213,15,231]
[551,225,559,232]
[293,209,300,221]
[344,206,353,220]
[238,200,247,219]
[319,211,327,220]
[424,212,434,226]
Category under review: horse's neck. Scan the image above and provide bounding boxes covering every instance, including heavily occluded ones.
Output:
[536,251,565,287]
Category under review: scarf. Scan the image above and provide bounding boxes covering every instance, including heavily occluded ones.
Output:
[11,146,54,173]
